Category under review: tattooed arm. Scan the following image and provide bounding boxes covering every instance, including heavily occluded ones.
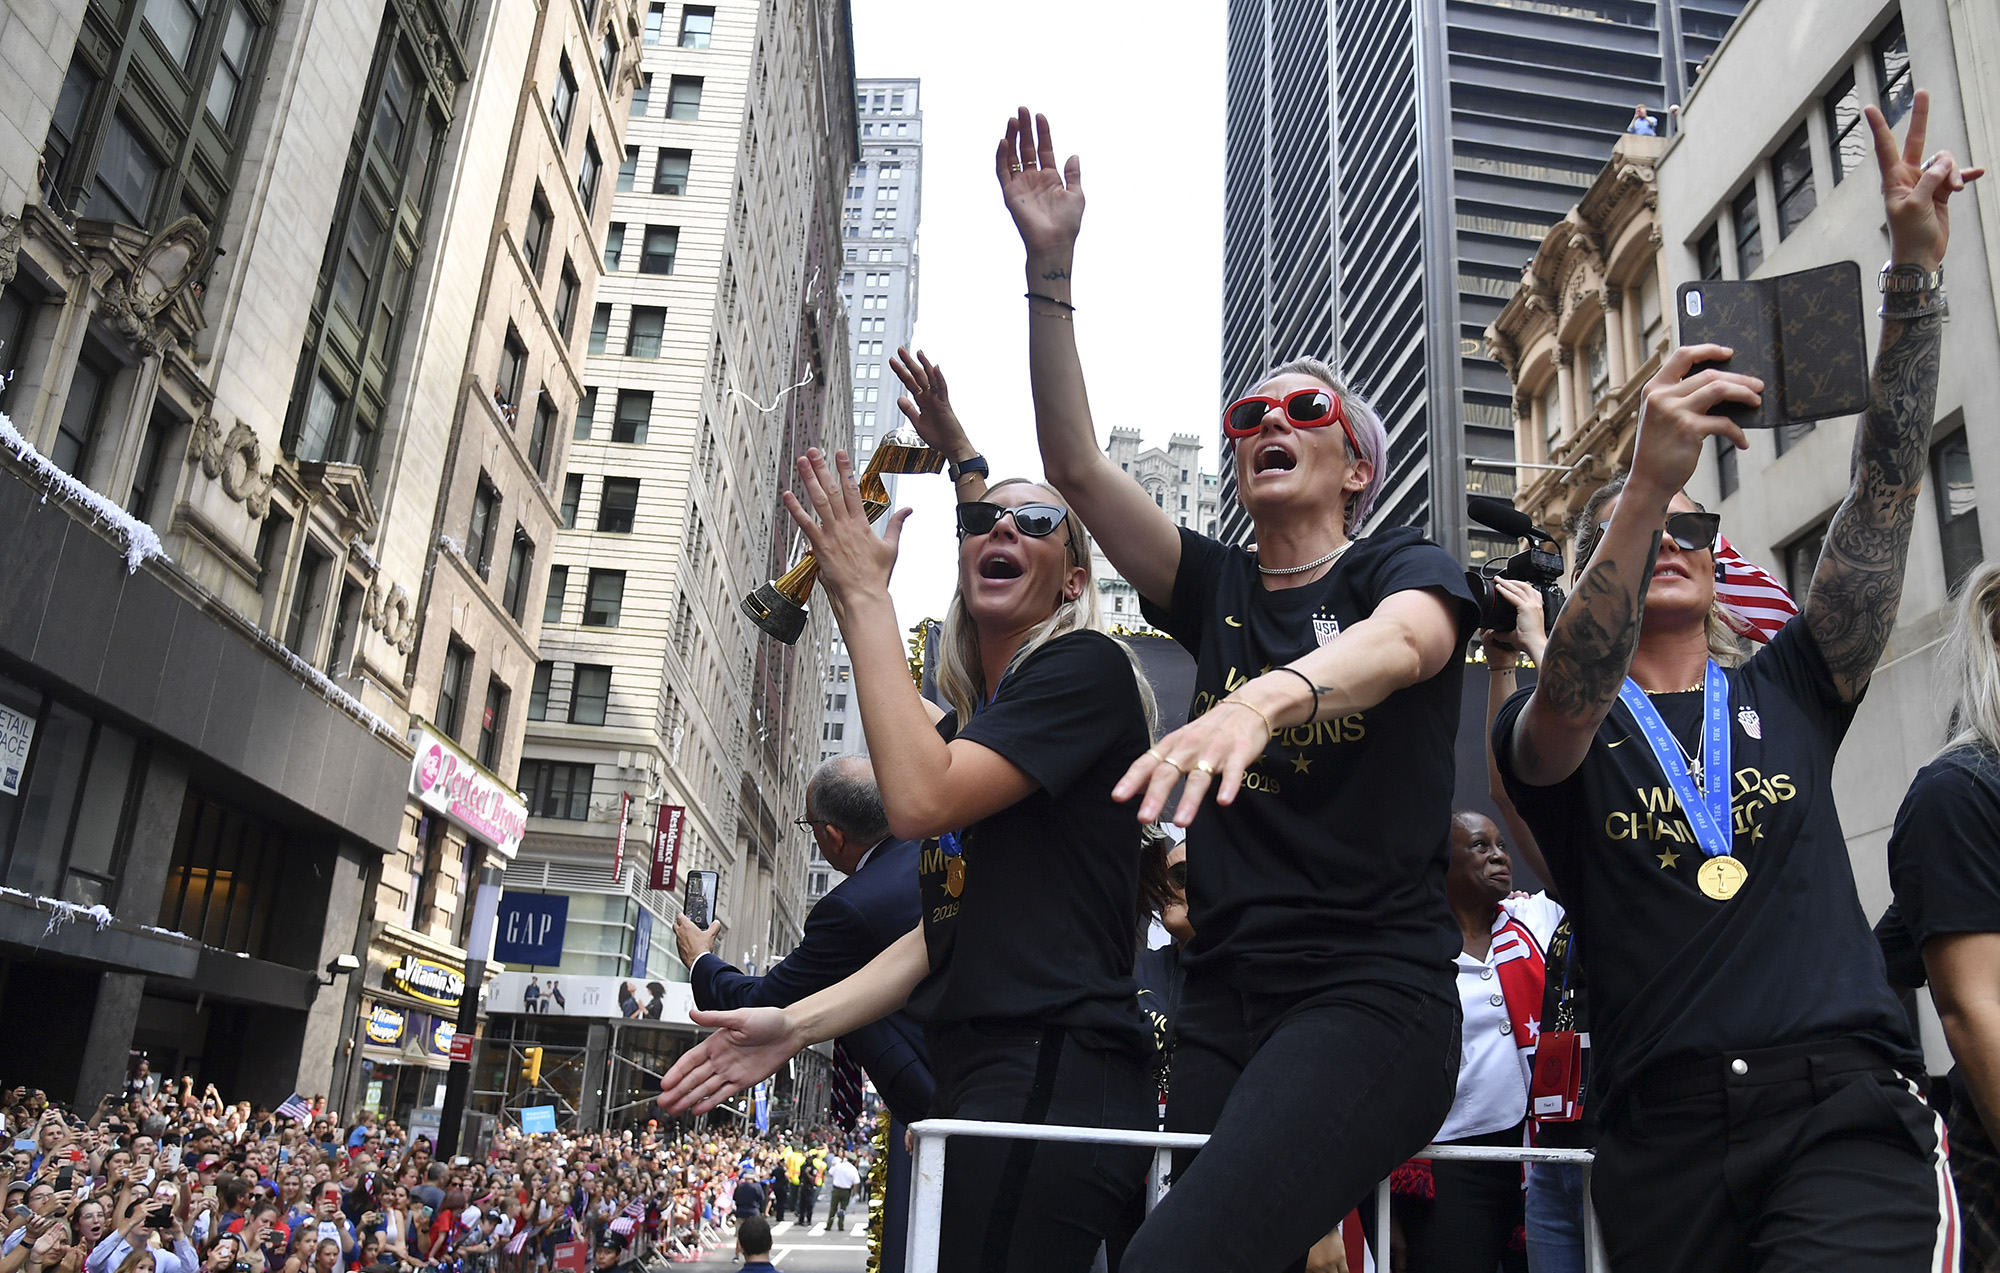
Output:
[995,108,1182,603]
[1507,344,1756,787]
[1805,90,1978,701]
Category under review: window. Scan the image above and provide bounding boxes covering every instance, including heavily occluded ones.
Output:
[1784,519,1829,606]
[476,677,506,769]
[654,148,691,195]
[1825,69,1865,184]
[1771,124,1815,239]
[574,388,596,440]
[631,72,650,115]
[578,134,601,214]
[468,478,497,577]
[617,145,638,192]
[678,6,713,46]
[666,76,702,120]
[1932,431,1983,594]
[528,661,554,720]
[640,225,678,275]
[523,759,593,820]
[205,1,255,126]
[570,665,611,725]
[1730,183,1762,276]
[1637,270,1664,352]
[496,325,527,413]
[626,306,665,357]
[588,303,611,354]
[502,528,533,620]
[1586,327,1609,405]
[157,787,304,958]
[553,260,580,339]
[1697,224,1724,282]
[87,114,163,228]
[613,389,651,443]
[1540,374,1562,450]
[1774,420,1816,456]
[51,346,112,477]
[143,0,205,68]
[1715,435,1739,499]
[597,29,618,86]
[604,222,624,272]
[822,722,843,741]
[560,474,582,527]
[1874,15,1912,128]
[435,638,471,738]
[550,57,578,142]
[284,542,330,656]
[543,564,569,624]
[598,477,639,532]
[529,393,555,475]
[584,570,625,626]
[523,188,552,274]
[644,0,664,42]
[127,407,177,520]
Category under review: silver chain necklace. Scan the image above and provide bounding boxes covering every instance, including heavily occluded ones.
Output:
[1258,539,1354,576]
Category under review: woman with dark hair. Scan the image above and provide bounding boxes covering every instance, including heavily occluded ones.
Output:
[993,110,1478,1272]
[658,442,1159,1270]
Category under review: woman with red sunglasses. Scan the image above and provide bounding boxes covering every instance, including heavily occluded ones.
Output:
[995,108,1481,1272]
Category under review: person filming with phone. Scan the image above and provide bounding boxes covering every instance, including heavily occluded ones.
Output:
[1492,89,1977,1271]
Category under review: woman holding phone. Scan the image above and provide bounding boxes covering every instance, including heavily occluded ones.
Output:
[994,110,1480,1272]
[659,447,1158,1271]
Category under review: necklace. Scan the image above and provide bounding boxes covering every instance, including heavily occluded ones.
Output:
[1258,538,1354,576]
[1643,686,1708,790]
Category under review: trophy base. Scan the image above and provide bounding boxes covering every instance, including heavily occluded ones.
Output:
[742,582,808,644]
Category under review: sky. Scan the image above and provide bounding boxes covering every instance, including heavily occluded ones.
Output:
[844,0,1228,630]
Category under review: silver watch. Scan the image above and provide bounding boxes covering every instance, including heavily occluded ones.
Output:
[1879,262,1944,292]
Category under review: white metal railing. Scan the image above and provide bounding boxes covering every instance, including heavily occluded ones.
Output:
[905,1118,1610,1273]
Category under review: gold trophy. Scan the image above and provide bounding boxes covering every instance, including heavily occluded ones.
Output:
[741,426,946,644]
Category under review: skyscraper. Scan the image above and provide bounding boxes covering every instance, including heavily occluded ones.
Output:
[1218,0,1741,555]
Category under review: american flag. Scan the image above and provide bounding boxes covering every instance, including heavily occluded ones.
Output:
[505,1230,530,1255]
[275,1093,314,1122]
[608,1201,643,1235]
[1715,536,1800,644]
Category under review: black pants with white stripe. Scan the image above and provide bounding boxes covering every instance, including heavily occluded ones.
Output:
[1594,1040,1957,1273]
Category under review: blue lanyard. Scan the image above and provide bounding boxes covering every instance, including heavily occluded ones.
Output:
[941,680,1006,861]
[1615,660,1734,860]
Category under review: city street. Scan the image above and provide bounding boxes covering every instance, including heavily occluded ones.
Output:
[685,1185,871,1271]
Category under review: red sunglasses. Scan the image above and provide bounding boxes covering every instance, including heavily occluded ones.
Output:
[1222,387,1360,457]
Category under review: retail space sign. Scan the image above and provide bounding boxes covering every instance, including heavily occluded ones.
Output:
[489,971,696,1024]
[410,727,528,859]
[493,894,568,966]
[389,955,465,1011]
[0,703,33,796]
[520,1105,558,1135]
[364,1004,407,1046]
[650,805,687,891]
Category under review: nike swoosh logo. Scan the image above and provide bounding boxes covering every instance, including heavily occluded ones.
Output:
[1224,616,1243,628]
[1607,737,1628,748]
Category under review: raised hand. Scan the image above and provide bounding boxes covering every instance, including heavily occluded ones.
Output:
[1627,344,1756,506]
[1868,88,1982,272]
[655,1008,800,1114]
[890,348,972,461]
[996,109,1083,263]
[780,449,908,610]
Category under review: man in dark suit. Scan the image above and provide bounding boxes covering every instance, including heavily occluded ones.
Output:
[676,755,930,1261]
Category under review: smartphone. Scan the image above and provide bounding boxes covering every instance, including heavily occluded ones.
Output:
[162,1146,183,1172]
[683,870,719,931]
[144,1205,175,1230]
[1676,262,1868,429]
[7,1205,29,1221]
[54,1165,73,1192]
[201,1185,217,1200]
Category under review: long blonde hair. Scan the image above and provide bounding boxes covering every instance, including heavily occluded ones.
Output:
[1937,561,2000,757]
[936,479,1158,735]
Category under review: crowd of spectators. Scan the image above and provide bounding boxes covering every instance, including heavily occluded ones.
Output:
[0,1076,875,1273]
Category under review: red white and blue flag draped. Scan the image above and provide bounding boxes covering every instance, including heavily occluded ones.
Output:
[1715,536,1800,644]
[608,1201,644,1235]
[275,1093,314,1122]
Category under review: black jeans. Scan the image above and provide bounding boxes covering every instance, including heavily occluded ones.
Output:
[928,1021,1153,1273]
[1403,1123,1528,1273]
[1594,1041,1955,1273]
[1120,974,1460,1273]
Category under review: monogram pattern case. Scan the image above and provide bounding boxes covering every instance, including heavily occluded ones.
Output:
[1675,261,1868,429]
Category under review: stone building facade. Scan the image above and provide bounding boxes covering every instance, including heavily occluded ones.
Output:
[1096,427,1218,634]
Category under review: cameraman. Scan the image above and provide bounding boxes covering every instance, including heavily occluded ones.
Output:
[1494,90,1977,1271]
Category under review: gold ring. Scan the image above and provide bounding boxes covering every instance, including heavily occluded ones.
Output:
[1145,747,1168,763]
[1195,760,1216,776]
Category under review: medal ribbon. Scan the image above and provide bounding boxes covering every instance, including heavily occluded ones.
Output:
[1615,659,1734,861]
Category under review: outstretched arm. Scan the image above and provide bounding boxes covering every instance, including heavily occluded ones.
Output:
[890,349,985,503]
[997,109,1182,604]
[1807,89,1979,701]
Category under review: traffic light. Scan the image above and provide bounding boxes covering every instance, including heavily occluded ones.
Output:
[520,1046,543,1087]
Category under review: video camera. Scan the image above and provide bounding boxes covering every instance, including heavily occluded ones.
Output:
[1465,495,1566,635]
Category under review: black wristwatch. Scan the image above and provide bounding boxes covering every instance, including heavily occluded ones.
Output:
[947,454,989,483]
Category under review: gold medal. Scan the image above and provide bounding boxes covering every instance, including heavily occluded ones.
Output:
[944,856,965,898]
[1697,856,1747,901]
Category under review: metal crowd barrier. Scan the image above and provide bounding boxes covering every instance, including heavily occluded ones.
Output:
[905,1118,1610,1272]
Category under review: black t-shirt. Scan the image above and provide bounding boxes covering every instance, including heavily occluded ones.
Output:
[904,629,1152,1058]
[1493,617,1920,1107]
[1138,525,1478,995]
[1133,941,1186,1094]
[1887,744,2000,1112]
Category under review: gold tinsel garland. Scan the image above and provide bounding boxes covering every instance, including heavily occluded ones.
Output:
[866,1117,890,1273]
